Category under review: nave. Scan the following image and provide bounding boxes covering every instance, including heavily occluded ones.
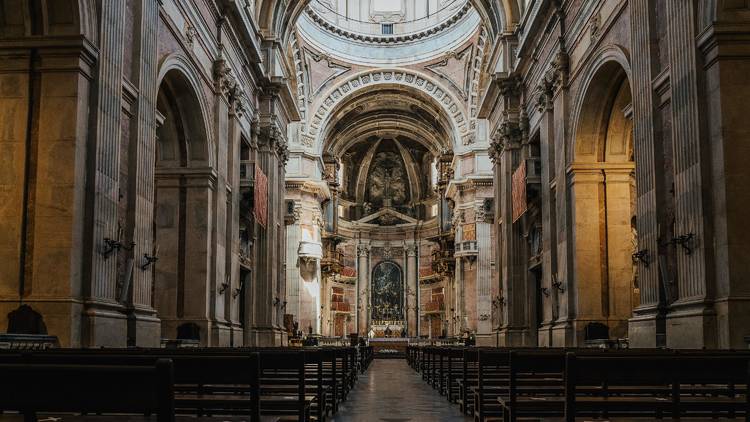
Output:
[331,359,471,422]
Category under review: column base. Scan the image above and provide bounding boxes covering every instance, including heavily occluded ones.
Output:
[229,322,245,347]
[666,302,718,349]
[210,320,233,347]
[537,321,555,347]
[714,297,750,348]
[628,307,666,348]
[245,325,286,346]
[496,326,535,346]
[127,306,161,347]
[0,298,84,347]
[550,319,576,347]
[82,300,128,347]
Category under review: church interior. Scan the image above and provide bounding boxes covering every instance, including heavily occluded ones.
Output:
[2,0,750,420]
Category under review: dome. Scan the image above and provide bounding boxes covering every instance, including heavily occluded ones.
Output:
[297,0,481,65]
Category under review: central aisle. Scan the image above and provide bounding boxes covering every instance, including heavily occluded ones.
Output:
[331,359,472,422]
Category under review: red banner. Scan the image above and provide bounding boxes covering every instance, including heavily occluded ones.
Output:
[511,160,527,222]
[254,166,268,228]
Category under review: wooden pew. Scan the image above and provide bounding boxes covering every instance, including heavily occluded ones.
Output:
[0,359,175,422]
[564,352,750,421]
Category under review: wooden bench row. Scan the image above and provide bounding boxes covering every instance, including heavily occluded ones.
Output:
[0,346,371,422]
[407,345,750,422]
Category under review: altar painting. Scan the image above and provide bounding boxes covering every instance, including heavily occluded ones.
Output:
[371,261,404,323]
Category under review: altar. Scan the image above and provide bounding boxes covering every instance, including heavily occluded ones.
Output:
[369,337,410,358]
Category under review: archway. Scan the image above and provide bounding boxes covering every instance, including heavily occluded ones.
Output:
[153,68,213,343]
[570,61,636,341]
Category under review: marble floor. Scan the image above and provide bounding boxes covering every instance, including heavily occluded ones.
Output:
[330,359,472,422]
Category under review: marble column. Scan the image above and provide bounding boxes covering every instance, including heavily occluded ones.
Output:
[406,243,418,336]
[356,243,370,335]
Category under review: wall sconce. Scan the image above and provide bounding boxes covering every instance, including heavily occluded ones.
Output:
[232,279,244,299]
[540,287,550,298]
[218,282,229,295]
[672,233,695,255]
[141,254,159,270]
[552,275,566,293]
[632,249,650,267]
[101,228,134,258]
[282,300,287,310]
[273,297,281,307]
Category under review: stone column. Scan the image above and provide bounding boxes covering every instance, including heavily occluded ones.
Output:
[285,205,301,320]
[128,0,161,347]
[604,167,637,339]
[698,3,750,349]
[83,0,128,347]
[537,90,558,346]
[454,256,464,332]
[627,0,665,349]
[495,133,529,346]
[406,243,418,336]
[663,0,715,348]
[245,123,280,346]
[356,243,370,335]
[475,203,492,336]
[569,169,607,326]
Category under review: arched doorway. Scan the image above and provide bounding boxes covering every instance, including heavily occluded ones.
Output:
[570,61,636,342]
[153,68,213,343]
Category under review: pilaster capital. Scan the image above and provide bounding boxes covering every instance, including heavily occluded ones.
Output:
[357,244,371,257]
[534,52,568,112]
[214,58,248,116]
[406,243,418,257]
[474,201,494,224]
[451,209,465,226]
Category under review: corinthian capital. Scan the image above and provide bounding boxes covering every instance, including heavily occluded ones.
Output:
[357,244,370,257]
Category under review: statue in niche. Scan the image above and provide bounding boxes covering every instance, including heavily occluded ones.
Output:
[371,261,404,322]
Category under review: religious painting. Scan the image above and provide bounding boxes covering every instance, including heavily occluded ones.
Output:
[462,223,476,241]
[511,160,527,222]
[371,261,404,322]
[254,166,268,227]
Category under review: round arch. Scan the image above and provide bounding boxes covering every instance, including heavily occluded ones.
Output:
[311,69,470,154]
[568,47,637,341]
[157,54,214,169]
[569,45,632,164]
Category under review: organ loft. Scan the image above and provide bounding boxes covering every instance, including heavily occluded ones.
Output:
[2,0,750,420]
